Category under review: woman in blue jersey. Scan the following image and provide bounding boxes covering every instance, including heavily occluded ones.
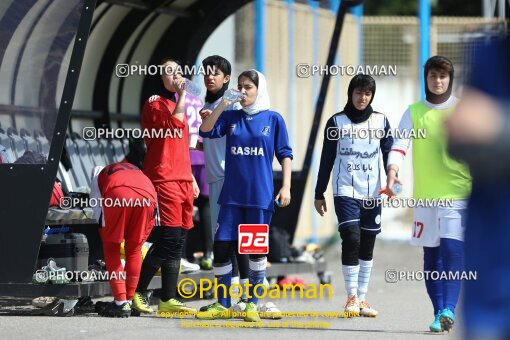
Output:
[198,69,293,322]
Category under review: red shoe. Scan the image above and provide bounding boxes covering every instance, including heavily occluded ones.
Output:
[277,277,293,289]
[291,277,305,286]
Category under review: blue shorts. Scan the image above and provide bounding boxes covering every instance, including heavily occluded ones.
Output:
[333,196,381,235]
[215,205,273,241]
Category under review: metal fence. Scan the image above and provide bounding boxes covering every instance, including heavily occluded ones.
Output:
[362,16,507,96]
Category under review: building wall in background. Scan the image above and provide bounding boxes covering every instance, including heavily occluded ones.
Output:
[196,15,236,93]
[263,1,359,245]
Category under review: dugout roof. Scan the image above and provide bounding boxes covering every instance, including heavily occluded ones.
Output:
[0,0,252,283]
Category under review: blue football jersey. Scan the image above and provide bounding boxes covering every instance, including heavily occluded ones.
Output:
[200,109,293,211]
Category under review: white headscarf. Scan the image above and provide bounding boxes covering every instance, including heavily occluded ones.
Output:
[241,70,270,115]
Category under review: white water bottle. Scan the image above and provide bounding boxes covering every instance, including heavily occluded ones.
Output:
[183,79,201,97]
[223,89,246,102]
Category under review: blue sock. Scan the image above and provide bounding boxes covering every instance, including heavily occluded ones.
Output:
[423,246,444,315]
[213,261,232,308]
[440,238,464,313]
[248,257,267,304]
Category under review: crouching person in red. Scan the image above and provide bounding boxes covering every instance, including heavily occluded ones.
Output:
[90,163,156,317]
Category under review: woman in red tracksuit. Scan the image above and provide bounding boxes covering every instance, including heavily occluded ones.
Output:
[131,58,200,316]
[90,162,156,317]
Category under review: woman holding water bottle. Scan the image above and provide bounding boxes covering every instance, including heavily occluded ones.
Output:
[131,58,200,316]
[384,56,471,333]
[314,74,393,319]
[197,69,293,322]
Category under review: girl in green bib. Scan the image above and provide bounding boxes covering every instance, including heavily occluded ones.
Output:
[384,56,471,334]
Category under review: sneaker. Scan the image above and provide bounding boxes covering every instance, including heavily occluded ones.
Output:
[259,302,282,319]
[200,257,213,270]
[244,302,260,322]
[180,259,200,273]
[75,296,94,312]
[344,295,360,317]
[199,302,215,312]
[95,300,110,314]
[229,299,247,319]
[30,299,64,316]
[32,299,77,317]
[359,301,378,317]
[440,308,455,333]
[32,296,57,308]
[196,302,231,320]
[46,259,69,284]
[99,302,131,318]
[132,292,153,314]
[293,251,315,264]
[158,298,196,315]
[429,312,442,332]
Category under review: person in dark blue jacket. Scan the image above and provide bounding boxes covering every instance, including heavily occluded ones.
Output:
[446,36,510,338]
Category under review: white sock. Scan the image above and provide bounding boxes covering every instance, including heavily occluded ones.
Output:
[358,259,373,302]
[230,276,240,296]
[115,300,127,306]
[231,276,240,286]
[240,278,249,300]
[342,264,360,297]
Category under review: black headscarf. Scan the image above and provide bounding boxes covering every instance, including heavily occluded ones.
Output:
[205,81,229,104]
[159,88,176,102]
[343,74,376,124]
[424,56,454,104]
